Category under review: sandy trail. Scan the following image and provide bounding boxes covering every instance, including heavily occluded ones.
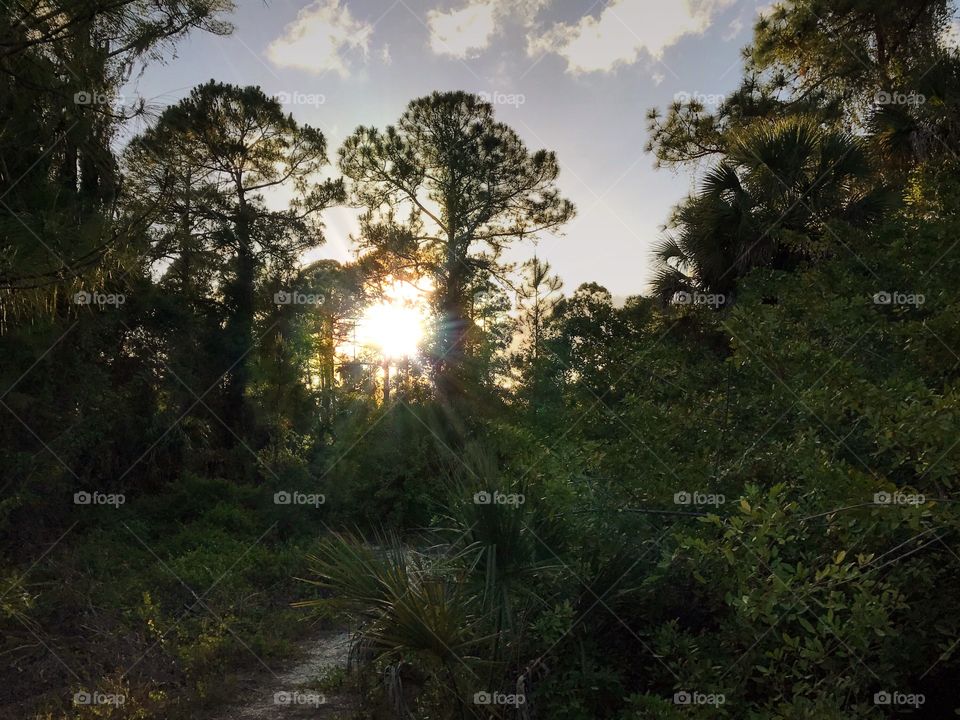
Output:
[212,628,356,719]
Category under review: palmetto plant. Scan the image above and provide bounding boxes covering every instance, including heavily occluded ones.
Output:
[301,532,488,656]
[299,531,494,717]
[299,442,564,717]
[651,116,888,305]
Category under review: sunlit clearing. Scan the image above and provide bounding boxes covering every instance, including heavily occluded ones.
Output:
[355,279,431,360]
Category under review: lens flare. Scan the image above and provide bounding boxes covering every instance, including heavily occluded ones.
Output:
[355,280,430,360]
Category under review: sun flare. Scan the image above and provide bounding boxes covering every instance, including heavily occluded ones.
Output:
[354,279,431,360]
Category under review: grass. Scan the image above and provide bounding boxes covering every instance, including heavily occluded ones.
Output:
[3,474,334,720]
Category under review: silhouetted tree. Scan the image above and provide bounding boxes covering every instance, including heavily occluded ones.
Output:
[651,117,886,304]
[126,81,343,436]
[339,91,575,405]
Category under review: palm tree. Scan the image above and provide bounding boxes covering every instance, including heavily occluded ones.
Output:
[651,117,888,306]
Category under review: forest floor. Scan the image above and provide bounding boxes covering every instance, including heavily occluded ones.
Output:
[212,627,357,719]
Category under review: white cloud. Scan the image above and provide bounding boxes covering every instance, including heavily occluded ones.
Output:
[501,0,551,24]
[266,0,372,78]
[529,0,736,74]
[755,1,779,20]
[427,0,497,58]
[944,18,960,48]
[723,16,744,41]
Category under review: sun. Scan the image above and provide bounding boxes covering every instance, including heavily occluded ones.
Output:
[355,279,430,360]
[359,302,424,359]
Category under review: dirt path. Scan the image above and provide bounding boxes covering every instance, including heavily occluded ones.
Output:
[212,628,357,719]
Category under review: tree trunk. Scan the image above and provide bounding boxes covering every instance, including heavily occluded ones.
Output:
[382,359,390,403]
[226,194,256,440]
[435,238,471,408]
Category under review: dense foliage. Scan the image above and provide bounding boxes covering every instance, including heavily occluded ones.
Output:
[2,1,960,719]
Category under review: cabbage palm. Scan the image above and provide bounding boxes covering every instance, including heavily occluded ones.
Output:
[651,117,887,305]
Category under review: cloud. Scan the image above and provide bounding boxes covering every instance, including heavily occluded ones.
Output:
[944,18,960,48]
[723,16,744,41]
[427,0,497,58]
[529,0,736,74]
[266,0,372,77]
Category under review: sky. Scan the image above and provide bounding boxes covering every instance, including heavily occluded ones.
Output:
[124,0,773,298]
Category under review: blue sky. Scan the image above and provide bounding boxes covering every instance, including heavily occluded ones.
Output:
[126,0,771,297]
